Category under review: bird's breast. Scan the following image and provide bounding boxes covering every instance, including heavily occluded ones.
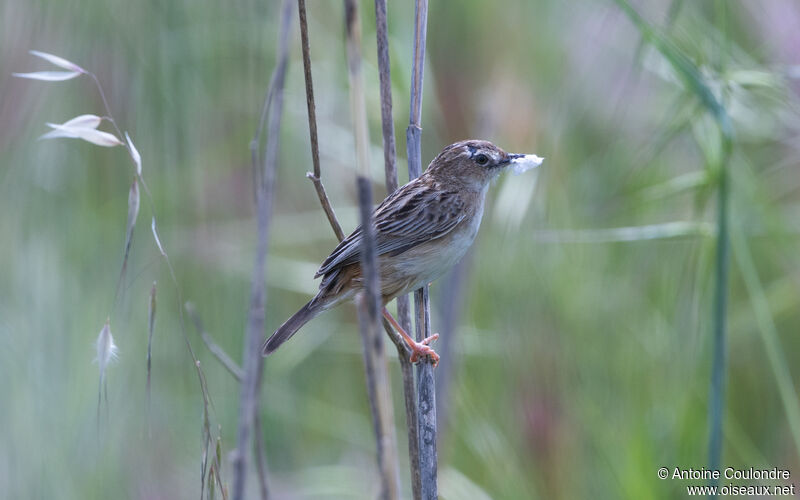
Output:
[380,198,485,296]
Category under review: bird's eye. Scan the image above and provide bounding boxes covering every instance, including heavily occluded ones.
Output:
[475,154,489,166]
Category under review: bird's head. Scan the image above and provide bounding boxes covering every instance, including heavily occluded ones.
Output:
[426,139,543,190]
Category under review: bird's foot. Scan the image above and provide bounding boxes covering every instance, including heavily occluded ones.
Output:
[382,307,440,367]
[409,334,440,366]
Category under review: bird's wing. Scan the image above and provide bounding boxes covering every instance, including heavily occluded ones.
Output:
[314,178,467,278]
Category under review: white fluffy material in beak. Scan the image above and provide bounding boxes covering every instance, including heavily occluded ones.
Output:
[510,154,544,174]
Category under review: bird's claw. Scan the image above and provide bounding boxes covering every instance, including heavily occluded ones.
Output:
[409,333,440,367]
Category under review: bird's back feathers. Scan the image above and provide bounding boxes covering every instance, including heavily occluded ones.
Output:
[315,177,468,279]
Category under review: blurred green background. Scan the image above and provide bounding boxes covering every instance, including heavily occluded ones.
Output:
[2,0,800,498]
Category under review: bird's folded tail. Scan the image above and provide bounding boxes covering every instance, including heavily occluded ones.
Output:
[262,299,322,356]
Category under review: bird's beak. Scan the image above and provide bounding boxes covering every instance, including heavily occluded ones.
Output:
[507,153,544,174]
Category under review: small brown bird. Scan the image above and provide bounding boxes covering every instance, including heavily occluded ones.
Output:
[262,139,543,363]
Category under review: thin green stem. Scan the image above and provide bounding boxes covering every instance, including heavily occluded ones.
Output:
[731,225,800,457]
[707,146,730,486]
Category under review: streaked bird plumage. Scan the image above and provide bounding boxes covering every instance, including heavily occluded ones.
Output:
[263,139,542,358]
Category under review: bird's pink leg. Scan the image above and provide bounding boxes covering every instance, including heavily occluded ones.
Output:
[382,307,439,366]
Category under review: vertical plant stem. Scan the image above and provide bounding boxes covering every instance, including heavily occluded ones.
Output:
[356,181,400,500]
[232,1,293,498]
[298,0,345,241]
[405,0,427,180]
[394,302,420,498]
[146,282,157,437]
[297,0,428,496]
[252,359,270,500]
[707,146,730,491]
[614,3,734,493]
[731,226,800,457]
[373,0,421,496]
[345,0,401,498]
[707,5,731,490]
[373,0,398,193]
[296,0,350,248]
[413,288,437,499]
[344,0,370,182]
[405,0,437,498]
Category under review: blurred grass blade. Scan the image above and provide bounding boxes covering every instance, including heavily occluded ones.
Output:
[440,467,493,500]
[614,0,734,483]
[123,179,140,261]
[533,221,713,243]
[146,282,156,435]
[95,318,118,379]
[707,157,730,483]
[125,179,140,250]
[40,115,103,140]
[613,0,732,138]
[151,217,166,256]
[731,225,800,456]
[13,71,82,81]
[125,132,142,175]
[185,301,243,381]
[94,318,118,428]
[29,50,86,73]
[59,114,102,130]
[40,129,80,140]
[638,171,709,201]
[113,179,140,305]
[208,463,216,500]
[43,122,123,147]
